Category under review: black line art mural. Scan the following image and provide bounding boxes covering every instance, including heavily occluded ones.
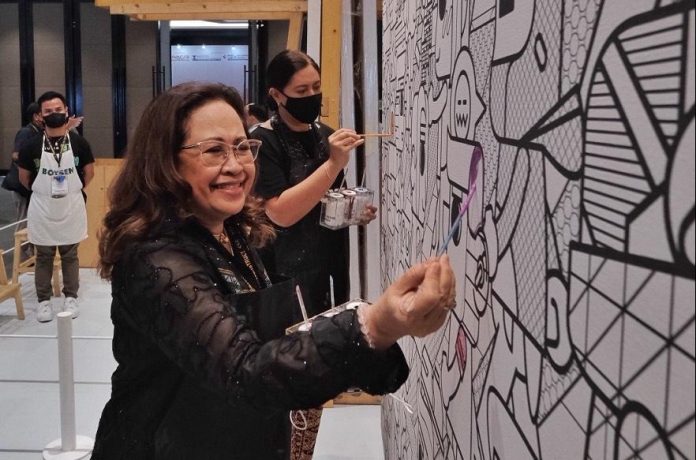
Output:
[380,0,695,458]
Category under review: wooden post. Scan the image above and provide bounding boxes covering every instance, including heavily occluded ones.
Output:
[286,12,304,50]
[319,0,341,128]
[78,159,124,267]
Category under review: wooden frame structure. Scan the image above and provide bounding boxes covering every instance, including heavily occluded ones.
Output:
[94,0,348,127]
[95,0,307,50]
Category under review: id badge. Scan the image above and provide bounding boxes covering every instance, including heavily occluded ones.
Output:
[51,175,68,198]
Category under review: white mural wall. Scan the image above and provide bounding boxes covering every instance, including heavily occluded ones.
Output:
[380,0,695,458]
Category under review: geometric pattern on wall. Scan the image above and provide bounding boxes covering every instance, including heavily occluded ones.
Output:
[380,0,695,459]
[569,243,694,459]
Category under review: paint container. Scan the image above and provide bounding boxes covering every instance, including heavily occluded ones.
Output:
[286,298,367,335]
[320,191,347,229]
[351,187,374,224]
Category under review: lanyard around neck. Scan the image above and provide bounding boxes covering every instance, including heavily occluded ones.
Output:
[45,134,67,167]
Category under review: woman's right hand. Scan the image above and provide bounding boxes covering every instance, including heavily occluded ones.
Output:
[326,128,364,171]
[358,255,456,350]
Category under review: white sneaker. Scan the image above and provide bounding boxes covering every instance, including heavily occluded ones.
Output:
[63,297,80,319]
[36,300,54,323]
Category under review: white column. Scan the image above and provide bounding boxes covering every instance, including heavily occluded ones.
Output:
[341,0,361,300]
[306,0,322,65]
[340,0,355,130]
[43,312,93,460]
[361,0,382,300]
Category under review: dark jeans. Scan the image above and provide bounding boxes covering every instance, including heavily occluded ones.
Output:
[35,243,79,302]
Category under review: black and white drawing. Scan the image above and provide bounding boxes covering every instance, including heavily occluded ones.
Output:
[381,0,695,458]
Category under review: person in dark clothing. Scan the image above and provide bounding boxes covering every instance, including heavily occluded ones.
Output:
[17,92,94,322]
[13,102,44,160]
[251,50,381,457]
[2,102,42,226]
[12,102,84,166]
[3,102,85,229]
[245,102,269,133]
[252,49,377,320]
[92,82,455,460]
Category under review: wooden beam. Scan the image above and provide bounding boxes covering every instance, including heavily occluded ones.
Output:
[286,12,303,50]
[319,0,341,128]
[124,11,300,21]
[97,0,306,9]
[108,1,306,16]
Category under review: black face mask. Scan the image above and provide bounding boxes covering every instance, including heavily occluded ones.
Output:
[44,112,68,128]
[281,92,322,124]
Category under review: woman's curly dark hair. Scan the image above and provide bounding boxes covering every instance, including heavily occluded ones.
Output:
[98,82,274,280]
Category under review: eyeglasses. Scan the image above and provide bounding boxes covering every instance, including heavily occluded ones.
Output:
[180,139,262,166]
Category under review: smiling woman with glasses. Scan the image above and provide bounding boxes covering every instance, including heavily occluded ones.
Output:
[91,82,455,460]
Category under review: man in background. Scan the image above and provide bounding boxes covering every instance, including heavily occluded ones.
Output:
[3,102,85,228]
[2,102,42,228]
[245,102,269,132]
[17,91,94,322]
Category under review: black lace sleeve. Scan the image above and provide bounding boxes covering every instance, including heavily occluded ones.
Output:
[113,240,408,410]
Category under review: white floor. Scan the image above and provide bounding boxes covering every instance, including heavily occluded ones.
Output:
[0,269,384,460]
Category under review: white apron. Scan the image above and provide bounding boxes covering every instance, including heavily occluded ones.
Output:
[27,134,88,246]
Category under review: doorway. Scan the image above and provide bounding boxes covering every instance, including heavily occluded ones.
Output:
[167,20,258,102]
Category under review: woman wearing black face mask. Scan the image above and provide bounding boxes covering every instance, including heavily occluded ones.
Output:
[252,50,378,319]
[251,50,378,458]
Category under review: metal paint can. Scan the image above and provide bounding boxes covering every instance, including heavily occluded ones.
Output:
[352,187,374,224]
[320,191,347,229]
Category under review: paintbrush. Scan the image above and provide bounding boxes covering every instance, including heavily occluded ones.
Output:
[436,146,483,257]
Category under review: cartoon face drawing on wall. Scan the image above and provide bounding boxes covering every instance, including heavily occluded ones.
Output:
[454,72,472,138]
[449,49,485,143]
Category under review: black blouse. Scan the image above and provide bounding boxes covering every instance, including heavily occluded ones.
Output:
[91,216,407,460]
